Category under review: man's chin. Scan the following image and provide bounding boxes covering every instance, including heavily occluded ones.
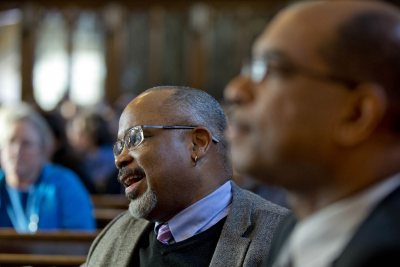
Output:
[126,190,138,200]
[128,190,157,220]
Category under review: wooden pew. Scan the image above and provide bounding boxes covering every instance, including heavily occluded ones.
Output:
[91,194,128,228]
[91,194,129,210]
[0,228,97,266]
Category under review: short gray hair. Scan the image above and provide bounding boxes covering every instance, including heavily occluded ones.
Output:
[145,86,230,169]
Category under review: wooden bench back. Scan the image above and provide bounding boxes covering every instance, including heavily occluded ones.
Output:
[0,228,97,266]
[92,194,129,228]
[91,194,129,210]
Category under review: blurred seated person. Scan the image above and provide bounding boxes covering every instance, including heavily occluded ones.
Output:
[41,110,96,194]
[67,110,121,194]
[0,104,95,232]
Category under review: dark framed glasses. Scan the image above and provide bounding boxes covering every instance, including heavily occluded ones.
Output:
[113,125,220,157]
[241,55,358,88]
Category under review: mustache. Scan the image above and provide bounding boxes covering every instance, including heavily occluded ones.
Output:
[118,168,135,183]
[117,167,145,183]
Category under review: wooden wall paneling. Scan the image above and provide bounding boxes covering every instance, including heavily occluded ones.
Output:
[163,11,185,86]
[148,6,165,87]
[64,8,78,101]
[207,8,237,100]
[185,4,210,90]
[104,4,125,105]
[123,11,150,95]
[2,0,294,107]
[20,3,37,104]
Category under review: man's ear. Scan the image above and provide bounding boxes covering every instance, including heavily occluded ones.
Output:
[190,127,213,161]
[334,83,387,146]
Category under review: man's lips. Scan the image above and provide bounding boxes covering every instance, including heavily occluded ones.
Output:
[118,168,146,188]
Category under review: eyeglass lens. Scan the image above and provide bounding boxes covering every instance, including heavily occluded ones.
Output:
[113,127,144,156]
[241,58,267,83]
[251,59,267,83]
[128,127,143,149]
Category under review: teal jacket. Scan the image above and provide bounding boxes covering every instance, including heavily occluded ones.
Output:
[0,163,95,232]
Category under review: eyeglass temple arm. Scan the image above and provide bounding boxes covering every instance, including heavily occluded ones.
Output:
[156,125,220,143]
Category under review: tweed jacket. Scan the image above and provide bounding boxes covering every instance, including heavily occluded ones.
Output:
[264,185,400,267]
[84,182,290,267]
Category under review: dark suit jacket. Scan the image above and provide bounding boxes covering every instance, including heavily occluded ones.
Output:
[265,185,400,267]
[84,182,290,267]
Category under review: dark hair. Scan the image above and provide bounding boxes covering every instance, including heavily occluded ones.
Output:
[320,8,400,132]
[71,111,113,146]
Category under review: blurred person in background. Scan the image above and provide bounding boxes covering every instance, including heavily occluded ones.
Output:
[0,103,95,232]
[67,110,121,194]
[41,110,96,194]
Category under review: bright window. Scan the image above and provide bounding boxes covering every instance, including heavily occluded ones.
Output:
[70,12,105,107]
[0,9,21,105]
[33,11,68,110]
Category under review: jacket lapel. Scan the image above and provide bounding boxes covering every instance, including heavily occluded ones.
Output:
[264,214,297,267]
[210,183,253,267]
[332,185,400,267]
[114,218,151,267]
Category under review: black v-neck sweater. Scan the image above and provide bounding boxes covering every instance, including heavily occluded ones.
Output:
[131,217,226,267]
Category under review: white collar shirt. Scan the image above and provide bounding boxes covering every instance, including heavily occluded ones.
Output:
[273,174,400,267]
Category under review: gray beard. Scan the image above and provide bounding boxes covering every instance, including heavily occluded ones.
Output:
[128,189,157,219]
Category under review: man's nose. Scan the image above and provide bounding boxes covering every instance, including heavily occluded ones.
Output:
[114,148,134,169]
[224,75,255,106]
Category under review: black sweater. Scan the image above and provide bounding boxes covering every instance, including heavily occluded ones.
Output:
[131,218,226,267]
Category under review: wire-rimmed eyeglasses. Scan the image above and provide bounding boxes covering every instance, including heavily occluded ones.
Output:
[113,125,220,157]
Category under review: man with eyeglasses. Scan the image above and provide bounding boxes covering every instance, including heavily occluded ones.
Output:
[224,1,400,267]
[83,86,289,266]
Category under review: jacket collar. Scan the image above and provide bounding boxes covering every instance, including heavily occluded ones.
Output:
[210,182,253,267]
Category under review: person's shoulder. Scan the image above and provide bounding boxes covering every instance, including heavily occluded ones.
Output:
[334,186,400,267]
[40,164,88,191]
[92,211,149,245]
[353,185,400,241]
[232,182,290,216]
[100,211,134,232]
[0,171,5,193]
[42,163,81,180]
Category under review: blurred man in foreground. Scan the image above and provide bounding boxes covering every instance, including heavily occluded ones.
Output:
[225,1,400,266]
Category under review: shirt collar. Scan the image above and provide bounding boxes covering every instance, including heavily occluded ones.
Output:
[155,180,232,243]
[277,174,400,267]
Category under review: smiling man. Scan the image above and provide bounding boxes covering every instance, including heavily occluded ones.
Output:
[83,86,289,267]
[224,1,400,267]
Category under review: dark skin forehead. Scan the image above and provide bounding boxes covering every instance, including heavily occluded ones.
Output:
[118,89,177,137]
[253,0,400,70]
